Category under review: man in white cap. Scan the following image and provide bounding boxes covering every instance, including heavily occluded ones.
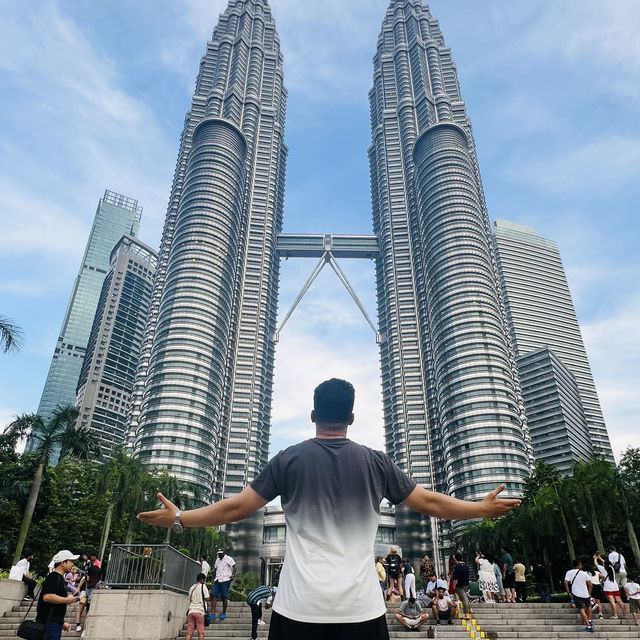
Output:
[210,549,235,621]
[37,550,80,640]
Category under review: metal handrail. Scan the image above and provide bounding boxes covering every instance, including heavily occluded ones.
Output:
[105,544,201,594]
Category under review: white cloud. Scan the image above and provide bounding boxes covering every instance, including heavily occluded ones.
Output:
[581,297,640,461]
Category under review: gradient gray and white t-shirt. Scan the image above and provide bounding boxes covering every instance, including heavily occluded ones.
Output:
[251,437,416,623]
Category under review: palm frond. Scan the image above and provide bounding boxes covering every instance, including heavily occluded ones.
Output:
[0,316,24,353]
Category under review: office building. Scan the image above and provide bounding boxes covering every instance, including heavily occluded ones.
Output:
[492,219,613,460]
[29,191,141,457]
[75,235,157,459]
[368,0,531,561]
[129,0,287,565]
[518,347,593,475]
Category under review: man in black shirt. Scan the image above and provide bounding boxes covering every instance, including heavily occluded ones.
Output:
[37,550,79,640]
[533,560,551,603]
[451,553,472,618]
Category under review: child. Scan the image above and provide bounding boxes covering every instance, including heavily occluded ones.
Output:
[64,565,80,595]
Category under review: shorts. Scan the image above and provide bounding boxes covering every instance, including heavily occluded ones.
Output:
[503,572,515,588]
[629,599,640,614]
[399,616,421,627]
[434,609,451,620]
[187,612,205,636]
[573,596,591,610]
[591,584,604,600]
[267,610,389,640]
[78,590,87,604]
[388,571,400,579]
[211,581,231,598]
[604,589,621,598]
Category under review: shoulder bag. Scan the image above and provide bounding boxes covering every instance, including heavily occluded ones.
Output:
[201,584,210,627]
[17,584,49,640]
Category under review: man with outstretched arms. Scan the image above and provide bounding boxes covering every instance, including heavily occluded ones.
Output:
[139,378,520,640]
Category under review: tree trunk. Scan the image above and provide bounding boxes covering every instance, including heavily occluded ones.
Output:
[585,487,604,552]
[626,517,640,568]
[12,459,46,565]
[559,506,576,561]
[165,527,171,544]
[99,503,114,560]
[543,546,554,592]
[125,513,136,545]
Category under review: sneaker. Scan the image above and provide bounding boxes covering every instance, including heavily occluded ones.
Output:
[210,614,217,621]
[257,619,266,625]
[81,632,86,638]
[220,613,226,620]
[581,627,594,633]
[447,619,454,625]
[598,614,604,619]
[23,596,33,601]
[76,625,82,632]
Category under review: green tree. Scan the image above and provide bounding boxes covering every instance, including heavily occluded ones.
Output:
[95,447,146,559]
[0,315,23,353]
[10,405,102,564]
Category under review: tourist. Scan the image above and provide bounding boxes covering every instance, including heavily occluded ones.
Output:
[138,378,520,640]
[513,559,526,603]
[37,550,80,640]
[608,546,627,591]
[490,555,505,602]
[386,547,403,601]
[396,596,429,630]
[210,549,236,621]
[586,557,605,619]
[402,558,416,600]
[564,559,594,633]
[431,586,457,625]
[532,560,551,603]
[475,553,498,604]
[595,555,626,619]
[186,572,209,640]
[9,551,36,601]
[76,554,102,633]
[376,557,387,597]
[500,546,515,603]
[246,584,273,640]
[199,555,211,579]
[451,552,472,618]
[624,575,640,626]
[420,555,435,590]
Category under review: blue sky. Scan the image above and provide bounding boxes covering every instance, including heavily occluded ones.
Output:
[0,0,638,460]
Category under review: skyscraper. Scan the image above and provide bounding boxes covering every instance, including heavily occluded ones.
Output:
[31,191,141,456]
[129,0,287,565]
[76,235,157,459]
[517,347,593,475]
[368,0,531,559]
[492,219,613,460]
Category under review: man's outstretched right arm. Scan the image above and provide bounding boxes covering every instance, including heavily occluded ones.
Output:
[137,486,267,529]
[402,484,520,520]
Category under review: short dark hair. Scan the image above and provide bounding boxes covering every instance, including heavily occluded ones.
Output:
[572,559,581,568]
[200,555,206,560]
[454,552,463,562]
[609,546,616,552]
[408,596,416,604]
[313,379,355,424]
[196,572,206,581]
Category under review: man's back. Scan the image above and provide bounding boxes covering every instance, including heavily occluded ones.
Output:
[251,437,415,623]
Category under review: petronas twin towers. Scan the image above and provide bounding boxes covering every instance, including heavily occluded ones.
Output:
[127,0,538,562]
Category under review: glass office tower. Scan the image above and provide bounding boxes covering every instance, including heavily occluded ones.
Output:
[129,0,287,563]
[492,219,613,461]
[30,191,141,457]
[76,235,157,459]
[369,0,531,561]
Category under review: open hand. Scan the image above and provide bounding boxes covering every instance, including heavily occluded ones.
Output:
[481,485,520,518]
[137,493,178,528]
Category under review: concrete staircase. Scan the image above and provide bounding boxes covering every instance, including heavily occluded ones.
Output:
[0,601,83,638]
[471,602,640,639]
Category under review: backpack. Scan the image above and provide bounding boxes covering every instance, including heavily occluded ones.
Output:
[613,554,621,573]
[388,555,400,571]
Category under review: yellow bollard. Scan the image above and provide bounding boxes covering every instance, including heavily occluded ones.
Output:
[480,633,485,639]
[471,618,476,625]
[470,632,475,639]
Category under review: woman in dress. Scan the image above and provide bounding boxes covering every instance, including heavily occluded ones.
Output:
[420,554,435,590]
[476,553,499,603]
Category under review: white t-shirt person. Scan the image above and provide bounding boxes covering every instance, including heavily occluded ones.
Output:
[250,437,416,623]
[608,551,626,574]
[213,555,235,582]
[565,568,592,599]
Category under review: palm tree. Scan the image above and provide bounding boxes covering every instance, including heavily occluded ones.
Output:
[0,315,23,353]
[95,447,146,559]
[10,405,102,564]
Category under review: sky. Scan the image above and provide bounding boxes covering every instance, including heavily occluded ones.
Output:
[0,0,638,462]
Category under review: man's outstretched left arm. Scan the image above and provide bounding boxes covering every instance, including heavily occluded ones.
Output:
[137,486,268,529]
[402,484,520,520]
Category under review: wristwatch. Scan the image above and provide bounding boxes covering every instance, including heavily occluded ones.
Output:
[171,510,184,533]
